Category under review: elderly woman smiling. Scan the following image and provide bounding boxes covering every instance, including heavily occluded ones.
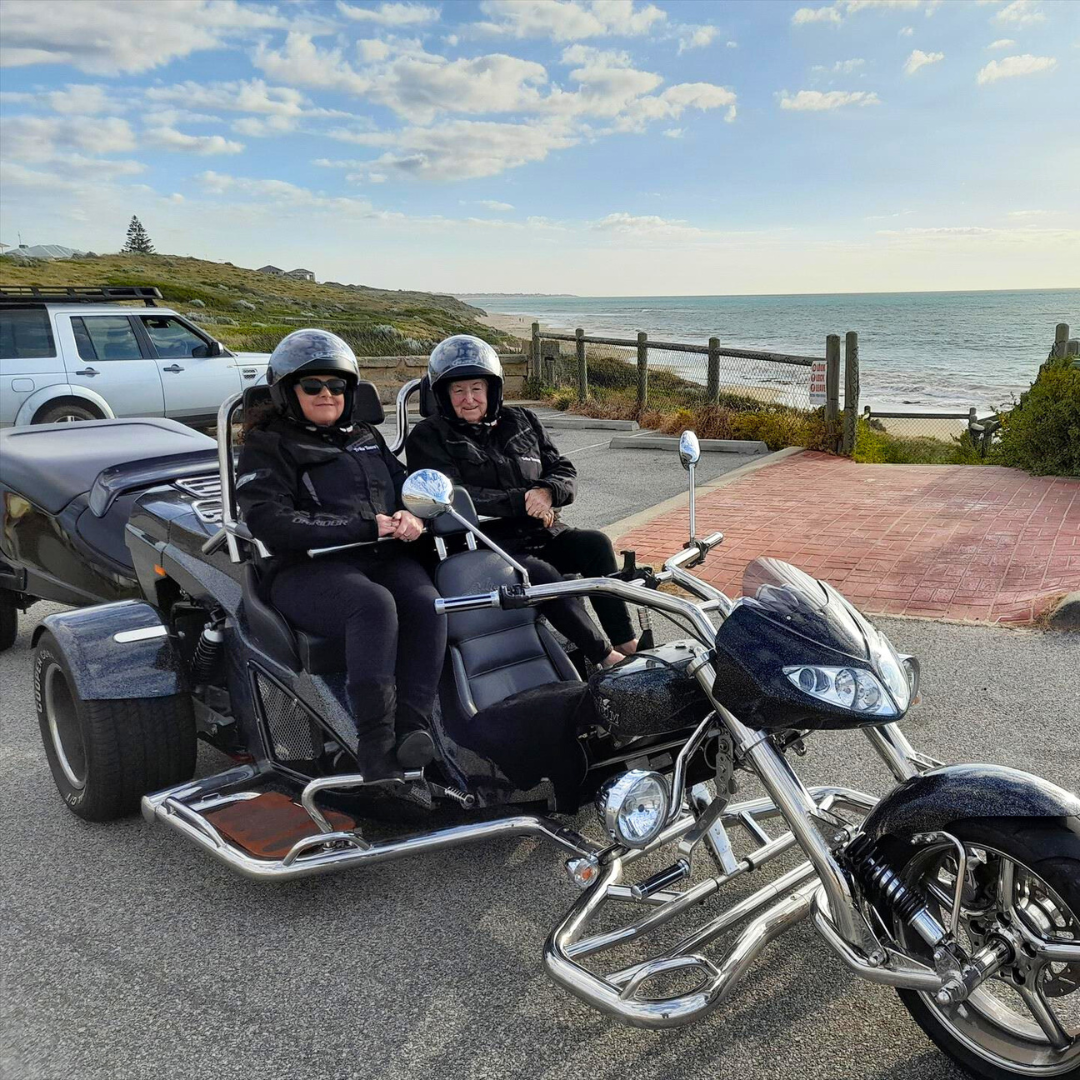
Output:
[406,335,639,670]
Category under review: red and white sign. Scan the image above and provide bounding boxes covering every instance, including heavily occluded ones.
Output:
[809,361,827,406]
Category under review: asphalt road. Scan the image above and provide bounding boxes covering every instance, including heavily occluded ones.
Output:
[2,425,1078,1080]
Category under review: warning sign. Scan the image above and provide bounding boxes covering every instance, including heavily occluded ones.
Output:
[809,361,827,406]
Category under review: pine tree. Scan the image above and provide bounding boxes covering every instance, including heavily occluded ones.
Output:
[122,215,155,255]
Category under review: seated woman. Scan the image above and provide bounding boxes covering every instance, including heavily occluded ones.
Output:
[237,329,446,781]
[405,335,638,670]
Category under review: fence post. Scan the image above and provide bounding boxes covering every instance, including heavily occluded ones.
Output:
[1054,323,1069,359]
[842,331,859,456]
[707,337,721,405]
[825,334,841,449]
[575,327,587,403]
[530,321,541,381]
[637,331,648,409]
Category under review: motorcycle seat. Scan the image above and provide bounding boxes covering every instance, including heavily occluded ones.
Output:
[240,564,346,675]
[0,419,215,516]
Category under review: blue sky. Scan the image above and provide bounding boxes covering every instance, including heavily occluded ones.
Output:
[1,0,1077,295]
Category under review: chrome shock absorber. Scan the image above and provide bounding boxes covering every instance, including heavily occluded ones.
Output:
[845,833,947,948]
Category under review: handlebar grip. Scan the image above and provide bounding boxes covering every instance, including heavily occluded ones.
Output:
[700,531,724,549]
[434,591,501,615]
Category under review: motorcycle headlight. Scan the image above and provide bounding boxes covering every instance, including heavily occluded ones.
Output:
[783,665,898,717]
[596,770,670,848]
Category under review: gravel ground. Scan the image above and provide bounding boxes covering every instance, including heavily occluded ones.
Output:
[1,425,1077,1080]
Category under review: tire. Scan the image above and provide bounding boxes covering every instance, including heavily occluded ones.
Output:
[0,590,17,652]
[888,818,1080,1079]
[34,399,102,424]
[34,631,197,821]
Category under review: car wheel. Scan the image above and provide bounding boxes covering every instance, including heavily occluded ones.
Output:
[0,589,17,652]
[34,631,197,821]
[34,400,102,424]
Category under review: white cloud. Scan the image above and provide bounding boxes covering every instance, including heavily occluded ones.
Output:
[196,170,375,214]
[144,127,245,154]
[253,32,374,96]
[792,6,842,25]
[462,199,516,211]
[2,113,136,160]
[336,1,440,26]
[1007,208,1055,217]
[662,127,684,138]
[327,118,581,181]
[993,1,1045,27]
[903,49,943,74]
[778,89,881,110]
[357,39,393,63]
[976,54,1057,84]
[899,25,914,35]
[727,40,738,48]
[46,84,113,114]
[0,0,288,75]
[987,39,1017,49]
[475,0,667,41]
[677,26,719,53]
[590,212,703,241]
[559,44,633,66]
[812,58,866,75]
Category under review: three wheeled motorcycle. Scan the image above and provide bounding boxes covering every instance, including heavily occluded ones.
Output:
[1,379,1077,1079]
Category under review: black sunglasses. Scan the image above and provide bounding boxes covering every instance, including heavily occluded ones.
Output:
[297,377,348,396]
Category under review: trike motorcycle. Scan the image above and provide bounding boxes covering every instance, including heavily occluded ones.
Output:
[1,379,1076,1079]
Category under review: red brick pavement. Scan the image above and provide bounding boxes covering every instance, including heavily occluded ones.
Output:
[616,452,1080,626]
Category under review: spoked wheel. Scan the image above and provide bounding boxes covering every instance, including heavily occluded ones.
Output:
[891,823,1080,1079]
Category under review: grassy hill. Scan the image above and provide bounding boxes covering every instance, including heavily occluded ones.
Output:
[0,253,513,356]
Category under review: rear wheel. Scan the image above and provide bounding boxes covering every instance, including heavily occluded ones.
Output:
[891,820,1080,1078]
[34,631,197,821]
[34,400,102,424]
[0,590,17,652]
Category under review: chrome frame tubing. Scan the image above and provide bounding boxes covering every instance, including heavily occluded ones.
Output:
[142,765,604,882]
[544,784,883,1028]
[215,391,244,562]
[389,377,421,457]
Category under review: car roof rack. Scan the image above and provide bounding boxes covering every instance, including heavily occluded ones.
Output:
[0,285,162,307]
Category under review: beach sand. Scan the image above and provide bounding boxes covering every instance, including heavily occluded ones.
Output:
[477,310,537,342]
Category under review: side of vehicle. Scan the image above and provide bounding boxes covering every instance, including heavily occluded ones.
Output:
[0,286,267,428]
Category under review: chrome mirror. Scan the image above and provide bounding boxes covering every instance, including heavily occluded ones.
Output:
[678,430,700,470]
[402,469,455,519]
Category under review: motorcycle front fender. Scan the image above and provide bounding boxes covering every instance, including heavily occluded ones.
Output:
[861,763,1080,852]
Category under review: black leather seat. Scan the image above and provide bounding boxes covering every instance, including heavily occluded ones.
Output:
[237,379,385,675]
[431,491,578,718]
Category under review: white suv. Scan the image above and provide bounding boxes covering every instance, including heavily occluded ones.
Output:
[0,286,268,428]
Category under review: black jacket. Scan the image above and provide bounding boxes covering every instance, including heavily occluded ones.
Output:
[237,415,405,557]
[405,407,576,543]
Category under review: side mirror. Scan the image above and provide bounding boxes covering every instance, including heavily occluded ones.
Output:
[679,430,700,470]
[209,340,226,357]
[402,469,455,519]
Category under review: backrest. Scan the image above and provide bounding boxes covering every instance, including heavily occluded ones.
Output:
[434,549,578,717]
[419,375,438,418]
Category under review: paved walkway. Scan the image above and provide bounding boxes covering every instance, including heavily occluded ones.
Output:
[616,451,1080,625]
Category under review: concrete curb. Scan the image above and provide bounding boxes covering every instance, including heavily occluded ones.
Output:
[608,434,770,454]
[1046,591,1080,631]
[539,417,639,431]
[602,446,806,542]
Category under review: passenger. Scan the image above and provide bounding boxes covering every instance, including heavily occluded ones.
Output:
[405,335,638,669]
[237,329,445,781]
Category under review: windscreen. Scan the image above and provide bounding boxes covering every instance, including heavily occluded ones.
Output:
[736,557,870,659]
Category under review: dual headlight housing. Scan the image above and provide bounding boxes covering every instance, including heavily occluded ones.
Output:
[595,769,670,849]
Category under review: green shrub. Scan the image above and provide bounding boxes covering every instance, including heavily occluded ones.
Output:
[853,419,986,465]
[990,359,1080,476]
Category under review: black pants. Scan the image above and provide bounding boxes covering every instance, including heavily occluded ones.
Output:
[520,528,637,648]
[270,553,446,752]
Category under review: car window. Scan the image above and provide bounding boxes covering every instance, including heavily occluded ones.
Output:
[73,316,143,361]
[0,308,56,359]
[139,316,208,359]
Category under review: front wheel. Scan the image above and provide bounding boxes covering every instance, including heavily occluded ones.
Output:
[34,631,197,821]
[891,819,1080,1078]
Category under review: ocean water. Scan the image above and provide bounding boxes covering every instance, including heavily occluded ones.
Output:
[463,290,1079,413]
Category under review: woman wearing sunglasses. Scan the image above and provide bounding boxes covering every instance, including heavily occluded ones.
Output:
[236,329,445,781]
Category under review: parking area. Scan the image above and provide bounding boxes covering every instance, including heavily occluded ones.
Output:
[1,422,1077,1080]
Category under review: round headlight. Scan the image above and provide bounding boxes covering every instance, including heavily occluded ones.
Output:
[596,769,670,849]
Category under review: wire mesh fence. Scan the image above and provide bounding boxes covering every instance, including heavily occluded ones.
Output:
[855,409,1001,464]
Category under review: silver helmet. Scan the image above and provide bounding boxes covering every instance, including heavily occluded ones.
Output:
[427,335,503,421]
